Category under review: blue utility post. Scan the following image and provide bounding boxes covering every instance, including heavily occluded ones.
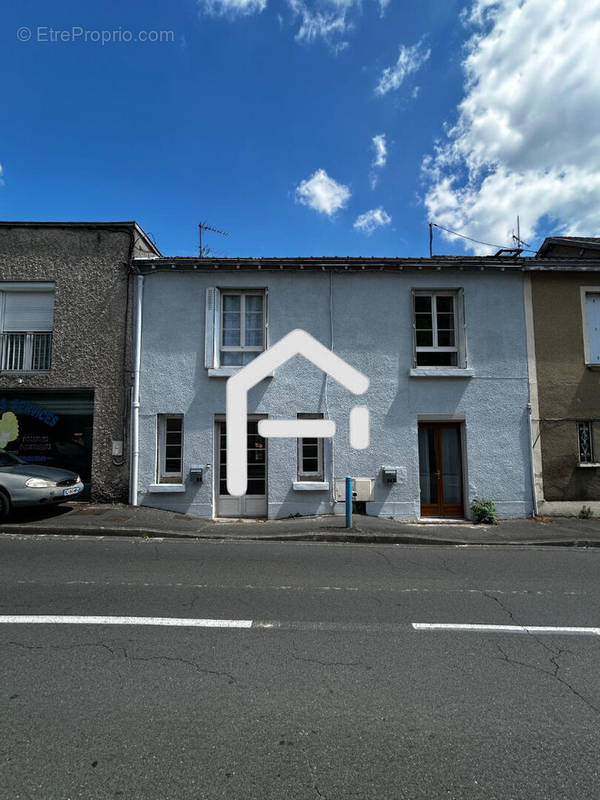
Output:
[345,475,353,528]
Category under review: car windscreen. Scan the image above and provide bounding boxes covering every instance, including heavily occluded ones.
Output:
[0,451,25,467]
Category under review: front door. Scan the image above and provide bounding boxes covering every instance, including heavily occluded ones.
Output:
[418,422,464,517]
[216,419,267,518]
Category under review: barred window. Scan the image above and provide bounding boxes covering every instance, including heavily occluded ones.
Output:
[577,421,594,464]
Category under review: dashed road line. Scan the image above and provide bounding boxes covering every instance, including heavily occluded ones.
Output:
[413,623,600,636]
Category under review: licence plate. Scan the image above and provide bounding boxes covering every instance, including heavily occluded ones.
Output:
[63,486,81,496]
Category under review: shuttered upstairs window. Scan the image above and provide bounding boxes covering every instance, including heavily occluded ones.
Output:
[1,290,54,372]
[584,292,600,365]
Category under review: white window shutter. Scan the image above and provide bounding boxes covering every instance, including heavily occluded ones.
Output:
[458,287,467,368]
[411,288,417,368]
[204,287,218,368]
[264,287,269,349]
[3,291,54,332]
[586,293,600,363]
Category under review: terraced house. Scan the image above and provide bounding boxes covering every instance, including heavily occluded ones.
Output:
[526,237,600,516]
[130,252,536,521]
[0,221,160,500]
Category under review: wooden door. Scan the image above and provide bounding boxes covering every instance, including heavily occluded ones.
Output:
[418,423,464,518]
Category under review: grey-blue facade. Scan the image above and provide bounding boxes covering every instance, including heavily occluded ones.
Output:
[133,257,534,520]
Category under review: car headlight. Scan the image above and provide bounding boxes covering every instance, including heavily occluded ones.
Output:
[25,478,57,488]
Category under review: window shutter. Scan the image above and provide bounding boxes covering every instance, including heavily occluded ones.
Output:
[586,293,600,364]
[3,291,54,332]
[204,287,217,368]
[458,287,467,368]
[411,289,417,368]
[264,287,270,349]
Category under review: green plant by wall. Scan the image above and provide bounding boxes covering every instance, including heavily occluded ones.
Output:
[471,497,498,525]
[578,505,594,519]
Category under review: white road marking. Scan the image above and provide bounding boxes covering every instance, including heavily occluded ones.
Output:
[0,615,252,628]
[413,623,600,636]
[5,579,586,595]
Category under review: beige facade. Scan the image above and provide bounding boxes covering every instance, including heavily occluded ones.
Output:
[529,239,600,513]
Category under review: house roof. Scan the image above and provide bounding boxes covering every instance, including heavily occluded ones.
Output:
[133,254,600,273]
[0,221,161,256]
[537,236,600,257]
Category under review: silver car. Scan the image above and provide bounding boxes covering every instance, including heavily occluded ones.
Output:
[0,450,83,519]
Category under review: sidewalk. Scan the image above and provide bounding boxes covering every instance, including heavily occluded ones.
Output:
[2,502,600,545]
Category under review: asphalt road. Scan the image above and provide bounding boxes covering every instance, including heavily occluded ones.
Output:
[1,534,599,799]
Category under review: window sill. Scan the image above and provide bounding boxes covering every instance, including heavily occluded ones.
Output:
[577,463,600,468]
[208,367,275,378]
[293,481,330,491]
[409,367,474,378]
[148,483,186,493]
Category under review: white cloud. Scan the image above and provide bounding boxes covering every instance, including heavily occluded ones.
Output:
[198,0,267,17]
[423,0,600,253]
[295,168,351,215]
[375,40,430,96]
[287,0,383,50]
[369,133,388,188]
[372,134,387,168]
[287,0,357,49]
[353,207,392,234]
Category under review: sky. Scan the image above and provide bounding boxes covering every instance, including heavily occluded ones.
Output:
[1,0,599,257]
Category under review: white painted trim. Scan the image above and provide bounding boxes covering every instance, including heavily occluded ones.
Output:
[577,463,600,468]
[292,481,330,491]
[417,413,466,421]
[409,368,473,377]
[523,274,544,511]
[148,483,186,493]
[580,285,600,365]
[209,367,274,378]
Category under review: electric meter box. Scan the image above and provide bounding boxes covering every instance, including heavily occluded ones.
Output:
[334,477,375,502]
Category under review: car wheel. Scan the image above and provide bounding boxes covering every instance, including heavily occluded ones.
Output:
[0,490,10,521]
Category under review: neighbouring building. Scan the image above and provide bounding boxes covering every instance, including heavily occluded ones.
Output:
[526,237,600,515]
[131,254,535,520]
[0,221,160,500]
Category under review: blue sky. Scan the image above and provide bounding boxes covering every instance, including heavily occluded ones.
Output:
[2,0,598,257]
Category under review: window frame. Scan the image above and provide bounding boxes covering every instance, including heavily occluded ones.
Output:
[577,420,595,465]
[220,290,266,364]
[297,413,324,481]
[156,414,184,484]
[0,283,55,373]
[412,289,465,368]
[580,287,600,366]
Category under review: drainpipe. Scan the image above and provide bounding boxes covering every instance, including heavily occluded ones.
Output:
[129,274,144,506]
[527,403,538,517]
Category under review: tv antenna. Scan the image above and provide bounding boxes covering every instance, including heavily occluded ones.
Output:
[198,222,228,257]
[511,216,530,250]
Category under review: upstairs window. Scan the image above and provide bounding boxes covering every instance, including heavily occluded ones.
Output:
[205,288,267,371]
[0,285,54,372]
[581,289,600,365]
[221,292,265,366]
[413,290,465,367]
